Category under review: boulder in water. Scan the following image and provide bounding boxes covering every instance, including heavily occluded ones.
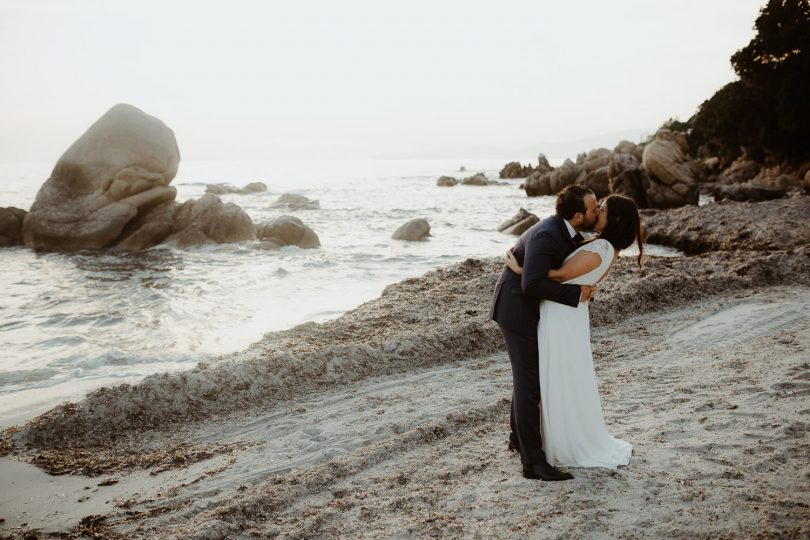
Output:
[461,173,490,186]
[498,208,539,236]
[257,215,320,248]
[498,162,535,179]
[0,207,27,247]
[205,182,267,195]
[436,176,458,187]
[392,218,430,241]
[163,194,257,247]
[269,193,320,210]
[22,104,180,250]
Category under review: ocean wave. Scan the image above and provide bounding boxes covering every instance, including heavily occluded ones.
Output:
[74,349,200,371]
[0,320,27,331]
[0,368,60,386]
[36,335,87,348]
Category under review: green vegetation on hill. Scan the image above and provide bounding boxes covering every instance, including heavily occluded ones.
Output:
[690,0,810,165]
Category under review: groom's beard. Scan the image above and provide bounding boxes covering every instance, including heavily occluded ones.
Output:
[577,216,598,233]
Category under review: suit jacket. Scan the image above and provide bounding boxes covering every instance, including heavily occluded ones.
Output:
[490,214,582,337]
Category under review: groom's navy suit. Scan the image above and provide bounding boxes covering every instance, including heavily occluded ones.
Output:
[490,214,581,465]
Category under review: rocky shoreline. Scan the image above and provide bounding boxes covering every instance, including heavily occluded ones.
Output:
[1,194,809,538]
[5,195,808,451]
[643,194,808,254]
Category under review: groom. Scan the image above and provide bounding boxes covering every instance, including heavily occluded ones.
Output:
[490,184,600,481]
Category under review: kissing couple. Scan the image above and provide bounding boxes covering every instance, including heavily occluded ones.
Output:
[490,185,644,481]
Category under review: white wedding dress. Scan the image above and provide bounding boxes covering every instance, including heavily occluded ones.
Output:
[538,238,632,469]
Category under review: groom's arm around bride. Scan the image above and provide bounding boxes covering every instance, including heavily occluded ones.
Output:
[520,227,587,308]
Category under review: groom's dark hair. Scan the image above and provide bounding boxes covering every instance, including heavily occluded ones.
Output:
[555,185,594,220]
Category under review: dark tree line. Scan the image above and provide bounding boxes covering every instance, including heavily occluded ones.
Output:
[689,0,810,165]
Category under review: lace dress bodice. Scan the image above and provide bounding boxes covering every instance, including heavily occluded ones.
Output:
[562,239,615,287]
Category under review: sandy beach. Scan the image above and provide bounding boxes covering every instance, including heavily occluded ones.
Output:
[3,1,810,536]
[2,196,809,538]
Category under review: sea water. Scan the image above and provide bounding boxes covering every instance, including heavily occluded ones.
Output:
[0,158,678,423]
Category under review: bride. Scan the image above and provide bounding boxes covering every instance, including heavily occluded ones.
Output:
[505,194,644,469]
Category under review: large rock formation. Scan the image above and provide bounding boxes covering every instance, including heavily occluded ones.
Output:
[641,129,700,208]
[436,176,458,187]
[536,154,553,174]
[712,183,786,202]
[718,158,760,184]
[608,141,650,208]
[257,216,320,248]
[116,195,257,250]
[392,219,430,241]
[643,195,809,254]
[461,173,490,186]
[167,195,257,247]
[578,148,611,198]
[22,104,180,250]
[524,159,582,197]
[497,208,538,235]
[17,104,273,252]
[0,207,27,247]
[498,162,534,179]
[753,165,805,190]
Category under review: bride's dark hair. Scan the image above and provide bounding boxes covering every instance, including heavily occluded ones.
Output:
[594,195,645,266]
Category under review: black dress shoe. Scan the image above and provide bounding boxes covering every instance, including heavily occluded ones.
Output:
[508,440,520,453]
[522,462,574,481]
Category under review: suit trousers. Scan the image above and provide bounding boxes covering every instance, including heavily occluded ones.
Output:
[499,324,546,465]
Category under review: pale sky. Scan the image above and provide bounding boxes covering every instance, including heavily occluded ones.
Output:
[0,0,765,162]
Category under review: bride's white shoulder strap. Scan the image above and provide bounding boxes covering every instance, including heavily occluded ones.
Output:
[582,238,611,258]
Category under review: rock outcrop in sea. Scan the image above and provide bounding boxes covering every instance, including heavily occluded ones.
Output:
[497,208,538,236]
[392,218,431,241]
[461,172,490,186]
[458,172,507,186]
[22,104,180,250]
[523,158,583,197]
[269,193,320,210]
[205,182,268,195]
[0,206,27,247]
[12,104,319,252]
[257,216,321,248]
[498,162,535,179]
[519,129,707,208]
